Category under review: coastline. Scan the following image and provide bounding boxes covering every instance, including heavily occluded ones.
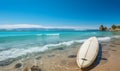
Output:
[0,38,120,71]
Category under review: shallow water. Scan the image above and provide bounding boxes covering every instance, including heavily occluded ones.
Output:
[0,30,120,62]
[0,37,120,71]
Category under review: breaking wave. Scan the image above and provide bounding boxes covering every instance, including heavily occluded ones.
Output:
[0,36,116,61]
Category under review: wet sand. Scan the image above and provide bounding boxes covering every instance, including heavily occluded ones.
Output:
[0,39,120,71]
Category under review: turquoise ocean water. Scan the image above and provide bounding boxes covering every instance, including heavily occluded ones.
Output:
[0,30,120,61]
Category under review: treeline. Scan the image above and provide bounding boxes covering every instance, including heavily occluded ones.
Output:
[111,25,120,29]
[99,25,108,31]
[99,25,120,31]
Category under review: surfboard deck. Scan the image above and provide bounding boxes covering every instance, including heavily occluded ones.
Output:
[77,37,99,68]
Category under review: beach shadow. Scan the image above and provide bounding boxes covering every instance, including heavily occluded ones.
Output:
[82,44,102,71]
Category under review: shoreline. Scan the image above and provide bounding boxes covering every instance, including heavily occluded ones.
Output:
[0,38,120,71]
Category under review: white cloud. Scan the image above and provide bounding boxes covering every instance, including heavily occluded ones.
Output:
[0,24,97,30]
[0,24,43,29]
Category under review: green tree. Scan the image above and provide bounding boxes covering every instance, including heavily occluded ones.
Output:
[99,25,108,31]
[117,26,120,28]
[112,24,116,29]
[104,27,108,30]
[99,25,104,31]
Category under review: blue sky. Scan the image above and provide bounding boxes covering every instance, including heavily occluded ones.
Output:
[0,0,120,29]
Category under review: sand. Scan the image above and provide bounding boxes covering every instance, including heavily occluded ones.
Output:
[0,39,120,71]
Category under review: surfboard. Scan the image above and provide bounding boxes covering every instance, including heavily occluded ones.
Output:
[77,37,99,68]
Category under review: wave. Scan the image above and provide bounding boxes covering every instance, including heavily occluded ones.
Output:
[0,46,48,61]
[0,36,118,61]
[46,33,60,36]
[111,35,120,38]
[0,33,60,37]
[98,37,111,41]
[0,39,85,61]
[37,33,60,36]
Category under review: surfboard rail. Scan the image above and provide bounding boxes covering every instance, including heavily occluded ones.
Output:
[77,37,99,68]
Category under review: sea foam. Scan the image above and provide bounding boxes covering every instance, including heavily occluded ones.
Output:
[0,46,48,61]
[37,33,60,36]
[0,36,114,61]
[0,39,84,61]
[98,37,111,41]
[46,33,60,36]
[112,35,120,38]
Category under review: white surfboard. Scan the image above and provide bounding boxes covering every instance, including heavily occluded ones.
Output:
[77,37,99,68]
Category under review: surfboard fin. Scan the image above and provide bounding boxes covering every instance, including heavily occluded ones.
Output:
[81,58,87,61]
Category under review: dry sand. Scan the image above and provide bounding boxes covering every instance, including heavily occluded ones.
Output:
[0,39,120,71]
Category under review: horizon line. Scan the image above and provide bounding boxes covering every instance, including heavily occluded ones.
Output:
[0,24,98,30]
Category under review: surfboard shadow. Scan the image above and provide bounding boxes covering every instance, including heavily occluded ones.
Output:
[81,44,102,71]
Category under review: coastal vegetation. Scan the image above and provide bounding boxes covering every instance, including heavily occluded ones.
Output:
[99,25,120,31]
[99,25,108,31]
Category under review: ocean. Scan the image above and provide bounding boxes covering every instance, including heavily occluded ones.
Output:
[0,29,120,62]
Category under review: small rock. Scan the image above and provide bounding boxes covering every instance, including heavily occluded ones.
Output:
[111,49,117,51]
[31,65,41,71]
[48,55,55,57]
[101,58,107,60]
[110,45,115,47]
[54,47,64,50]
[68,55,76,58]
[0,58,16,66]
[36,56,42,60]
[15,63,22,68]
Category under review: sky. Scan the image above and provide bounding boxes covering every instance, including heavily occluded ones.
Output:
[0,0,120,29]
